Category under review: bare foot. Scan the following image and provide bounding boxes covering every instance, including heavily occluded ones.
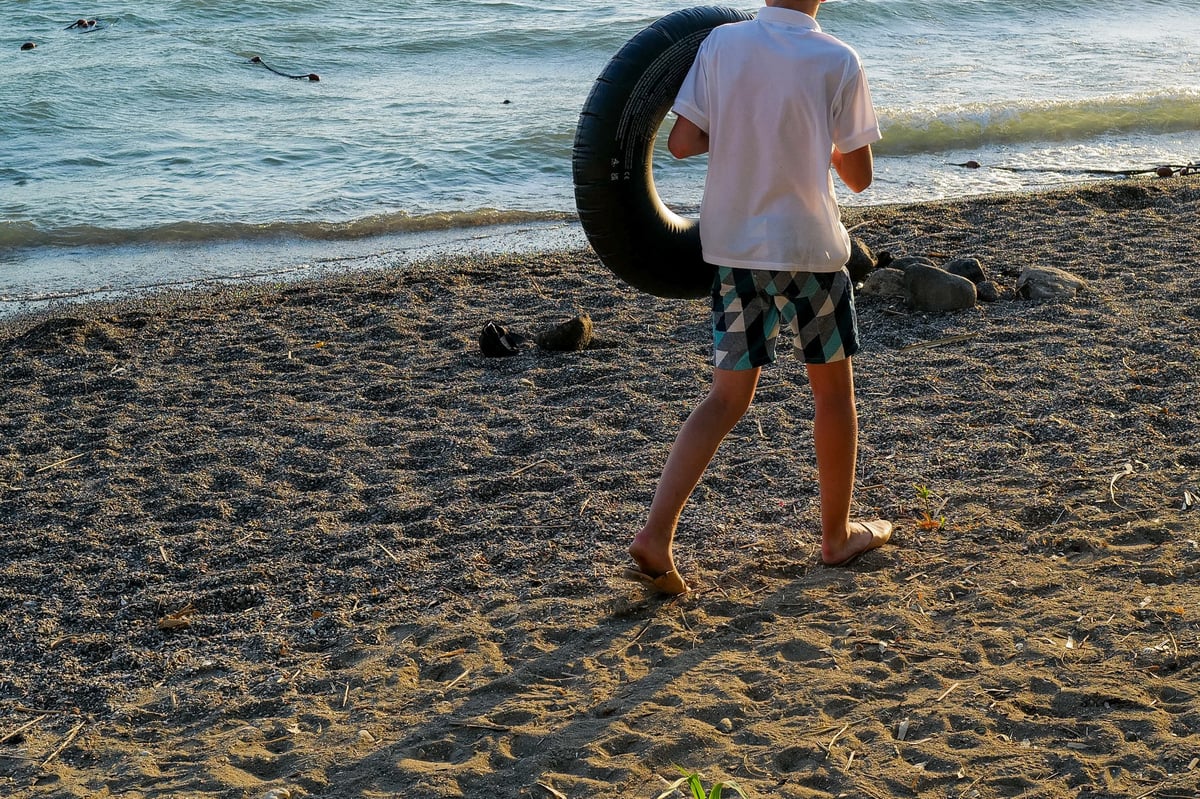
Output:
[821,519,893,567]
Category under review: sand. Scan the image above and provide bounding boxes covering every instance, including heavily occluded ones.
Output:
[1,178,1198,799]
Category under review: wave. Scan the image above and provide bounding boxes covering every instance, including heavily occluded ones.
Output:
[0,208,574,251]
[876,90,1200,156]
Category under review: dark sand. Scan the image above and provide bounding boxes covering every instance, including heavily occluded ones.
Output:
[2,179,1198,798]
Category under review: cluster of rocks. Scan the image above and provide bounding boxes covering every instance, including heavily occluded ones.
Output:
[479,313,593,357]
[478,235,1094,358]
[848,238,1088,312]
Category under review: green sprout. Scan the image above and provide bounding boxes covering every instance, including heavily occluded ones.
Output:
[913,483,946,531]
[655,766,748,799]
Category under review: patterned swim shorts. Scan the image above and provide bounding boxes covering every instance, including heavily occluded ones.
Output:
[711,266,860,370]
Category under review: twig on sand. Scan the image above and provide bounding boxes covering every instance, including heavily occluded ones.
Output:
[1,715,46,744]
[1109,462,1135,504]
[899,333,980,352]
[936,682,961,702]
[512,458,550,476]
[33,453,86,474]
[41,721,85,767]
[537,782,568,799]
[630,616,656,645]
[828,721,851,749]
[442,670,470,691]
[450,719,510,732]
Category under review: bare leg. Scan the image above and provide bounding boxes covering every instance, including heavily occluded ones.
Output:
[628,367,761,581]
[806,357,892,565]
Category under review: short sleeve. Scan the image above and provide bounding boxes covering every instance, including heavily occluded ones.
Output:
[831,60,881,154]
[672,38,712,132]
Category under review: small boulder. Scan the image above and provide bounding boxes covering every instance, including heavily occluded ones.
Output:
[1016,266,1088,300]
[846,237,875,283]
[859,267,906,300]
[536,313,593,352]
[944,256,987,285]
[905,264,977,311]
[889,255,939,273]
[976,280,1002,303]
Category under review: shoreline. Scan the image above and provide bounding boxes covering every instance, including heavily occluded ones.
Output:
[0,218,588,323]
[2,178,1198,798]
[4,173,1188,324]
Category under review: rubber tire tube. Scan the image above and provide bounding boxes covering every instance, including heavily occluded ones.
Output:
[572,6,753,299]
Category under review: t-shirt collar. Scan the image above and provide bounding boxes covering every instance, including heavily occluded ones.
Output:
[757,6,822,32]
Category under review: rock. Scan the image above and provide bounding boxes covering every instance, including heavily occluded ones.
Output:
[478,321,526,357]
[846,237,875,283]
[1016,266,1088,300]
[976,280,1002,303]
[889,255,938,273]
[21,42,37,51]
[717,717,735,733]
[944,256,987,285]
[875,250,894,269]
[859,267,907,300]
[535,313,593,352]
[905,264,977,311]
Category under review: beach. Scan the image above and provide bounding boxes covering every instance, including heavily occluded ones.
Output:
[2,179,1199,798]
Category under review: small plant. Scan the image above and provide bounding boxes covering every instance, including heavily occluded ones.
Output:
[913,483,946,531]
[655,766,748,799]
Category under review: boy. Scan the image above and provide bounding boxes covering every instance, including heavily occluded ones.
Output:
[624,0,892,596]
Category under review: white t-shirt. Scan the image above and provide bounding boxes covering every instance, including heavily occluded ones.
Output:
[672,6,881,271]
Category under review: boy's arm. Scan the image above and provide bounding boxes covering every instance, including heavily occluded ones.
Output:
[668,114,709,159]
[832,144,873,193]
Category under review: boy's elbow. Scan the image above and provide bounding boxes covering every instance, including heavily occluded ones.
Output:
[667,133,704,159]
[847,174,873,193]
[837,145,874,193]
[667,115,708,159]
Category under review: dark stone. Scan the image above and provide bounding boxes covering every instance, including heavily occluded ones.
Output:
[536,313,593,352]
[478,321,527,357]
[976,280,1001,303]
[905,264,977,311]
[846,237,875,282]
[1016,266,1087,300]
[875,250,894,269]
[944,256,987,285]
[859,268,906,300]
[889,255,938,273]
[21,42,37,51]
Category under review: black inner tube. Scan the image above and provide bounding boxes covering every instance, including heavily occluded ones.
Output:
[572,6,753,299]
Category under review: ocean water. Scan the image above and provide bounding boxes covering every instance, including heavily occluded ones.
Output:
[2,0,1199,312]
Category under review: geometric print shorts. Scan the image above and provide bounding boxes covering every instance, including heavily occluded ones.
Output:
[711,265,861,370]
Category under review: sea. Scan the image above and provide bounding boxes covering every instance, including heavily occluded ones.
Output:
[3,0,1199,316]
